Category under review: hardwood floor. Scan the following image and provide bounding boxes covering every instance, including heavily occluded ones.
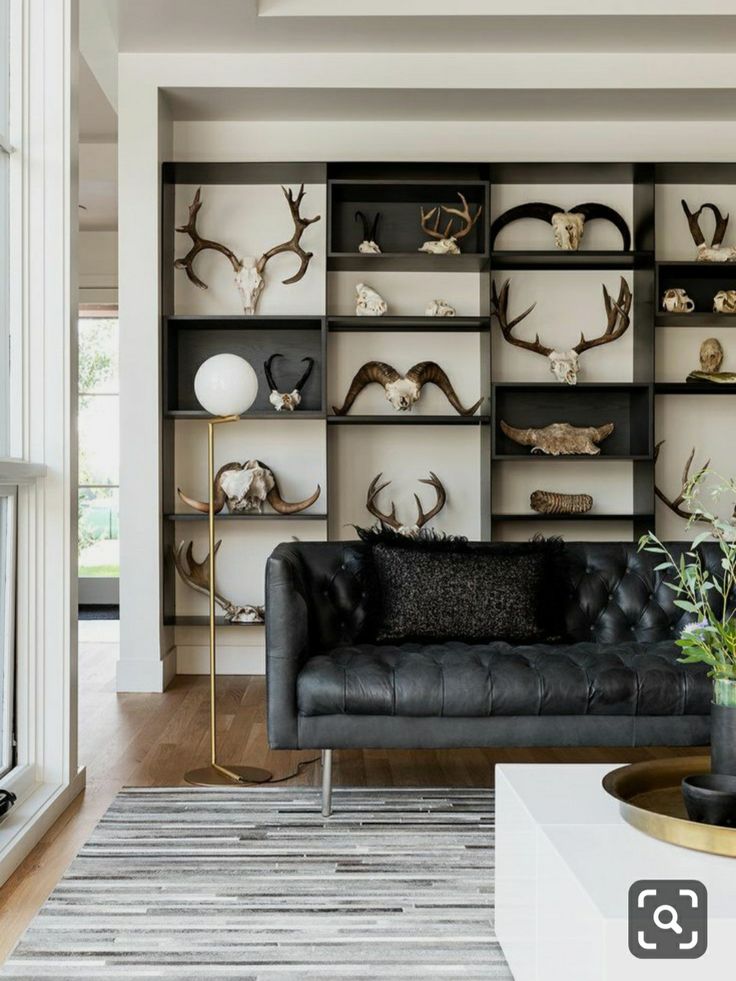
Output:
[0,635,705,963]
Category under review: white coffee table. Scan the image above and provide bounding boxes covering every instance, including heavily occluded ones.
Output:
[495,763,735,980]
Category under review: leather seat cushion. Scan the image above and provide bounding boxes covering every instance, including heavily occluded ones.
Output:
[297,641,711,718]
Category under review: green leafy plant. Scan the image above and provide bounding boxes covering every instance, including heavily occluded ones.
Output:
[639,470,736,707]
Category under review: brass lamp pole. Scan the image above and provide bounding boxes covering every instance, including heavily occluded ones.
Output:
[184,357,271,786]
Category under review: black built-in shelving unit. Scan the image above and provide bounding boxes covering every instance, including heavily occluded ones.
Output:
[160,160,736,627]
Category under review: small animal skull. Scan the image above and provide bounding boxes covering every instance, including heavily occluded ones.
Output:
[425,299,456,317]
[547,349,581,385]
[700,337,724,373]
[713,290,736,313]
[227,605,265,624]
[355,282,388,317]
[358,240,381,254]
[551,212,585,251]
[220,460,275,513]
[419,237,460,255]
[234,259,265,316]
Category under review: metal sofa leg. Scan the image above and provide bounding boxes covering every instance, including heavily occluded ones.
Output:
[321,749,333,817]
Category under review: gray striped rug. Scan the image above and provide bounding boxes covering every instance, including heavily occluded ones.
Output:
[3,787,511,979]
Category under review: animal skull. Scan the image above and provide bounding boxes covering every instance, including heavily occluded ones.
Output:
[700,337,724,373]
[548,349,581,385]
[359,240,381,254]
[713,290,736,313]
[234,258,264,316]
[220,461,274,513]
[355,282,388,317]
[384,377,421,411]
[419,237,460,255]
[264,354,315,412]
[425,299,456,317]
[551,212,585,250]
[501,420,614,456]
[172,541,265,624]
[332,360,482,417]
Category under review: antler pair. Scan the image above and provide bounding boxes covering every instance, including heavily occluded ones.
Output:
[681,200,730,251]
[366,472,446,533]
[492,277,632,358]
[420,193,482,242]
[332,360,482,416]
[172,541,264,623]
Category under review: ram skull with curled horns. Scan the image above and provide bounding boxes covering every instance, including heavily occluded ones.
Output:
[178,459,320,515]
[332,360,483,416]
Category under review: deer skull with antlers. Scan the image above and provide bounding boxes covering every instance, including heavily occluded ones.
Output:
[178,459,320,515]
[419,193,483,255]
[681,200,736,263]
[366,472,447,536]
[175,185,320,314]
[332,360,483,416]
[492,277,632,385]
[173,541,264,623]
[652,440,736,527]
[264,354,315,412]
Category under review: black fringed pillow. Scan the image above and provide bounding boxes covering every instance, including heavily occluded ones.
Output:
[356,528,565,645]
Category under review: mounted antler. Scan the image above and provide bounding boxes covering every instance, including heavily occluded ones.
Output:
[174,188,243,289]
[332,360,482,416]
[175,184,320,314]
[355,210,381,253]
[490,201,630,251]
[172,541,264,623]
[654,441,711,523]
[572,277,632,355]
[681,200,736,262]
[177,459,320,515]
[264,353,315,411]
[419,193,483,255]
[492,277,631,384]
[366,472,447,535]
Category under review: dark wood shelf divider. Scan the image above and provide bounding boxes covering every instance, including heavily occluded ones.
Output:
[491,250,648,271]
[327,414,488,426]
[327,316,489,333]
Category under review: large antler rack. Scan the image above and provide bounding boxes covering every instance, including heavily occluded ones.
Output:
[366,472,446,533]
[420,193,482,241]
[256,184,321,285]
[175,188,243,289]
[654,441,711,524]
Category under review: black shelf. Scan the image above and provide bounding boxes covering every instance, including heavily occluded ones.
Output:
[164,615,263,628]
[163,314,322,327]
[328,414,488,426]
[165,512,327,521]
[655,313,736,328]
[492,454,652,462]
[655,383,736,395]
[491,250,648,271]
[165,410,325,420]
[327,316,488,333]
[327,253,488,272]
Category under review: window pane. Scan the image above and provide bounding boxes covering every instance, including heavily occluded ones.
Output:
[0,493,14,777]
[78,394,119,485]
[78,318,119,395]
[78,487,119,578]
[0,149,8,457]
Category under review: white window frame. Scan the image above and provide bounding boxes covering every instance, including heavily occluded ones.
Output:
[0,484,16,778]
[0,0,84,886]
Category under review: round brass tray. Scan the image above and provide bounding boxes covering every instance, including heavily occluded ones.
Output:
[603,755,736,858]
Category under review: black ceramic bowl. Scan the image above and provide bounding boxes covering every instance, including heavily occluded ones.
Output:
[682,774,736,828]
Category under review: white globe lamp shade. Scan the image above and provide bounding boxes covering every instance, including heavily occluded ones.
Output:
[194,354,259,417]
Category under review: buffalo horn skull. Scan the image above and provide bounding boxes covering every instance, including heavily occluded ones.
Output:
[490,201,631,252]
[172,541,264,623]
[332,360,483,416]
[178,459,320,515]
[492,277,631,385]
[366,472,447,536]
[264,353,315,411]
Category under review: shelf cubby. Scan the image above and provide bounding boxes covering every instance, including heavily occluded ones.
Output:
[656,261,736,316]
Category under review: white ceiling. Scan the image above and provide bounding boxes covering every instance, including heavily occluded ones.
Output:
[116,0,736,53]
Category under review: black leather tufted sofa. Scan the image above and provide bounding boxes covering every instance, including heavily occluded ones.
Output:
[266,540,714,814]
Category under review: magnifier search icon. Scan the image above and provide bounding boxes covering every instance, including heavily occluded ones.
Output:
[653,904,683,935]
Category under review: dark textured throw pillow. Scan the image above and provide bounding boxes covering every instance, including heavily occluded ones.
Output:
[356,528,564,644]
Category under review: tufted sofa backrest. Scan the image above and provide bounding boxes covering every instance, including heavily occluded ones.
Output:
[268,540,724,649]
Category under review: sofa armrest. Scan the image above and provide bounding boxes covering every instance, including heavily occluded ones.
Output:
[265,547,310,749]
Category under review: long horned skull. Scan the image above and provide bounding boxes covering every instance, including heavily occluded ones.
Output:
[178,459,320,515]
[332,360,483,416]
[366,472,447,536]
[490,202,631,252]
[172,541,264,623]
[681,199,736,262]
[175,185,320,314]
[264,354,315,411]
[492,277,632,385]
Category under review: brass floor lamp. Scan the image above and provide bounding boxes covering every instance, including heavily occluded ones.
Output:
[184,354,272,787]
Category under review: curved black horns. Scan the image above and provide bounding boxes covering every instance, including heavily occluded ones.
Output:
[264,353,282,391]
[490,203,564,247]
[569,203,631,251]
[294,357,315,392]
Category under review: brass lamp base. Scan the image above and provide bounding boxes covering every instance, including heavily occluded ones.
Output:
[185,764,273,787]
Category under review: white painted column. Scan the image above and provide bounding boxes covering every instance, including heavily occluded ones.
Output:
[117,66,175,691]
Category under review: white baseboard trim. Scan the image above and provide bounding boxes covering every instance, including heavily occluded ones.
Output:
[0,767,87,888]
[116,647,177,692]
[176,644,265,675]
